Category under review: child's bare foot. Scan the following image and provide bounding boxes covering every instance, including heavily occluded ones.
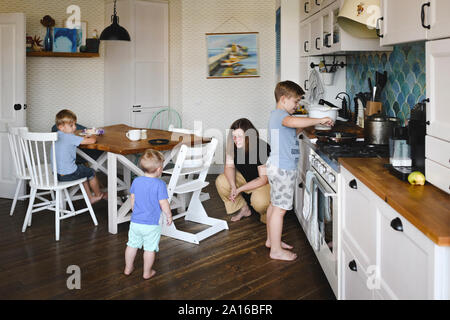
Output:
[270,249,297,261]
[124,266,134,276]
[143,269,156,280]
[101,192,108,200]
[265,240,293,250]
[89,193,103,204]
[231,205,252,222]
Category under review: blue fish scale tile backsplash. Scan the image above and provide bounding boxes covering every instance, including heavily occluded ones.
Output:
[346,42,426,124]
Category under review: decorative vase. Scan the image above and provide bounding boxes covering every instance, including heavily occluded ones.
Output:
[44,27,53,51]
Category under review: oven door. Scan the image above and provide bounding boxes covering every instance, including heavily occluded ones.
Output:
[307,168,339,295]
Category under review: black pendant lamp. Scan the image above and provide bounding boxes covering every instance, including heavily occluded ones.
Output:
[100,0,131,41]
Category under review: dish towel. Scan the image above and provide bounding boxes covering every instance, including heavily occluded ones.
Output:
[305,69,324,104]
[303,170,315,221]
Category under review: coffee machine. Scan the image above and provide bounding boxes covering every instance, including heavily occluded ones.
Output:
[385,101,426,180]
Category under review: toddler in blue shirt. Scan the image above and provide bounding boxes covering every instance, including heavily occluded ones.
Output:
[124,149,172,280]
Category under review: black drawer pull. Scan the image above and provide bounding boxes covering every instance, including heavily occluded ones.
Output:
[315,37,321,50]
[421,2,431,29]
[349,179,357,189]
[390,217,404,232]
[304,41,309,53]
[376,17,384,38]
[349,260,357,272]
[304,2,309,13]
[298,182,304,189]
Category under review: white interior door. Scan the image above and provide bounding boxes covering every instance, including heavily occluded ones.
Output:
[0,13,26,198]
[132,0,168,127]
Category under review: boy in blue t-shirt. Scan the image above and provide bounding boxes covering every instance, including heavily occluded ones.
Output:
[266,81,333,261]
[124,149,173,280]
[55,109,105,204]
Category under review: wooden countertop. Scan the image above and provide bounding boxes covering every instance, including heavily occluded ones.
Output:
[339,157,450,246]
[303,120,365,139]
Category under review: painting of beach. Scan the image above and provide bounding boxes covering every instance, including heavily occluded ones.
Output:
[206,32,259,78]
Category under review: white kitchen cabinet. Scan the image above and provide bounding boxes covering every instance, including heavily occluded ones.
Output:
[340,167,450,300]
[341,168,377,269]
[309,15,323,56]
[300,0,314,22]
[300,21,311,57]
[379,0,427,46]
[379,0,450,46]
[427,0,450,40]
[425,38,450,193]
[376,199,434,300]
[341,241,373,300]
[294,133,311,227]
[299,57,309,91]
[104,0,168,127]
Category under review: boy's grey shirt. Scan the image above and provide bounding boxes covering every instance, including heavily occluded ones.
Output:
[268,108,300,170]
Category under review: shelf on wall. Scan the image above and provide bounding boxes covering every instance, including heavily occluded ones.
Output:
[26,51,99,58]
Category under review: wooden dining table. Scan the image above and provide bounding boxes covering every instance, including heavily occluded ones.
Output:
[75,124,209,234]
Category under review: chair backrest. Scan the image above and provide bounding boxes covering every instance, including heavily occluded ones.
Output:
[168,124,202,137]
[19,131,58,189]
[149,107,182,130]
[8,126,29,179]
[166,138,218,200]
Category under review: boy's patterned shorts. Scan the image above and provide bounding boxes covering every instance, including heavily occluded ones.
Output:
[266,161,297,211]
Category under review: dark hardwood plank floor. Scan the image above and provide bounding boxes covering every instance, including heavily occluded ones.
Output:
[0,175,335,300]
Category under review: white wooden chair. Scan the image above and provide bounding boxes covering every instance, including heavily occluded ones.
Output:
[161,138,228,244]
[7,127,53,216]
[18,130,98,241]
[164,125,210,213]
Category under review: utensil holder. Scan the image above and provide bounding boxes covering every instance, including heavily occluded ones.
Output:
[365,101,382,117]
[322,72,335,86]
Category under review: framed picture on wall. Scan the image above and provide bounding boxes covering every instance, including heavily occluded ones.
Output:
[206,32,260,79]
[63,20,87,51]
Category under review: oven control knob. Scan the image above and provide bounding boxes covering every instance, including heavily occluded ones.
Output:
[319,164,327,174]
[327,173,336,183]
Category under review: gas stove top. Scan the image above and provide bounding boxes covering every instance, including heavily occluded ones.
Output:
[315,141,389,161]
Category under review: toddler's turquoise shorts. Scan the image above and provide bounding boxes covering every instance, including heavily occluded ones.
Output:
[127,222,161,252]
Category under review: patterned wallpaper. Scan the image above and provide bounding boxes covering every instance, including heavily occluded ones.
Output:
[346,42,426,124]
[169,0,277,158]
[0,0,105,132]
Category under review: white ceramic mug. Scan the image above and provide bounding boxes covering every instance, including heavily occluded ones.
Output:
[126,130,141,141]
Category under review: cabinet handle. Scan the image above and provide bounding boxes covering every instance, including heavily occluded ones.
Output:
[13,104,22,111]
[304,2,309,14]
[298,134,304,140]
[349,179,357,189]
[298,182,304,189]
[324,33,331,47]
[315,37,321,50]
[376,17,384,38]
[133,105,141,108]
[132,110,141,113]
[304,41,309,53]
[315,0,320,6]
[421,2,431,29]
[304,79,309,90]
[390,217,404,232]
[348,260,357,272]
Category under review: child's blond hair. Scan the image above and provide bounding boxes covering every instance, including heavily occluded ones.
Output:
[274,81,305,103]
[55,109,77,127]
[140,149,165,174]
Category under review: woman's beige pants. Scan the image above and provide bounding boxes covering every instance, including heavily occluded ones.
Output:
[215,171,270,224]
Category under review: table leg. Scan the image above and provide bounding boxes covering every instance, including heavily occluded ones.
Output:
[108,152,118,234]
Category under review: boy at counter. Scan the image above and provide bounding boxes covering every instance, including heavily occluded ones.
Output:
[54,109,106,204]
[124,149,173,280]
[266,81,334,261]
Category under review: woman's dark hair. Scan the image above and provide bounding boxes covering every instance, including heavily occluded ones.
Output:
[226,118,259,157]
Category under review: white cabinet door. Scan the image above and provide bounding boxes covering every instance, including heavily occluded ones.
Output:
[310,15,323,56]
[380,0,427,46]
[341,168,377,268]
[425,159,450,194]
[427,0,450,40]
[377,201,434,300]
[299,57,309,92]
[426,39,450,142]
[300,21,311,57]
[300,0,313,22]
[341,242,373,300]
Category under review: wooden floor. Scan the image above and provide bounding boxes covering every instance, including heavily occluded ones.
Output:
[0,175,335,300]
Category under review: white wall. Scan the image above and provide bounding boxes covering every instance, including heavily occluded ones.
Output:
[0,0,105,132]
[169,0,277,158]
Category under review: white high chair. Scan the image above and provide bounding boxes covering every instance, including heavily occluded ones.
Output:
[161,138,228,244]
[19,130,98,241]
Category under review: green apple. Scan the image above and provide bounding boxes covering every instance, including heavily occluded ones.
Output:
[408,171,426,186]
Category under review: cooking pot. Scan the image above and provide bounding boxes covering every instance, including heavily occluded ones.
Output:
[308,105,339,130]
[364,114,399,145]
